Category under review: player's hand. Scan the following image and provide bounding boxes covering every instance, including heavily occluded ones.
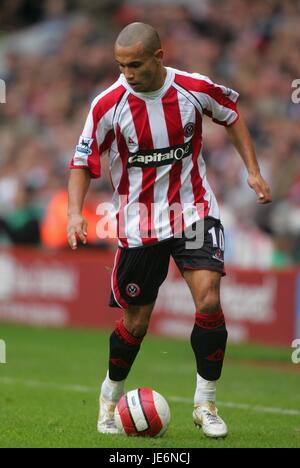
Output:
[67,214,88,250]
[247,173,272,204]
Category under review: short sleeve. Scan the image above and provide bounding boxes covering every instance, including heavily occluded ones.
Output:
[70,97,114,179]
[187,73,239,126]
[70,100,99,178]
[193,74,240,126]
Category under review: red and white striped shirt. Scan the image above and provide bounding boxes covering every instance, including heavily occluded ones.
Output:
[71,67,239,248]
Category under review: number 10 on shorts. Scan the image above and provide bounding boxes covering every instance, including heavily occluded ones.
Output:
[209,227,225,251]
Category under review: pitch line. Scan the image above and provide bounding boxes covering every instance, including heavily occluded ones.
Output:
[1,376,300,417]
[169,396,300,417]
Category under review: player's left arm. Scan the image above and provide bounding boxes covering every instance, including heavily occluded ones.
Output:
[226,114,272,204]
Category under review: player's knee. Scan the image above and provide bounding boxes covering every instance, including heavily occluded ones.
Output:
[195,289,221,314]
[124,303,154,337]
[124,316,149,338]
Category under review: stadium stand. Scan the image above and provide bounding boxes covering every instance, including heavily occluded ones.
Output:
[0,0,299,267]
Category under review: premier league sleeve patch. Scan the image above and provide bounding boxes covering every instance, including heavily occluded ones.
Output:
[74,136,94,166]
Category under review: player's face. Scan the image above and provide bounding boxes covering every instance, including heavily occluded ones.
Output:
[115,42,164,92]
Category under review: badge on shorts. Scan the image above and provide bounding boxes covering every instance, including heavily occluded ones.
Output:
[125,283,141,298]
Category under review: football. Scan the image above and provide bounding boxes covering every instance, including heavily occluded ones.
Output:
[114,388,171,437]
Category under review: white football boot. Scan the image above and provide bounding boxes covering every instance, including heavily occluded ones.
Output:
[97,394,120,434]
[193,401,228,438]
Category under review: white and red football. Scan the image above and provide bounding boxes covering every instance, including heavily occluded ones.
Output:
[114,388,171,437]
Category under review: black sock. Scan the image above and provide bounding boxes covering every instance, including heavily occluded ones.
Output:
[191,310,228,381]
[109,319,145,381]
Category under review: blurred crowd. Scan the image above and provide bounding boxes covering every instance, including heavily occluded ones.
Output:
[0,0,299,267]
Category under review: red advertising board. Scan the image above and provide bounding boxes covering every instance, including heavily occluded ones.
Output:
[0,247,297,346]
[0,247,122,329]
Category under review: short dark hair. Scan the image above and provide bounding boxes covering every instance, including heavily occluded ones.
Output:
[115,22,161,55]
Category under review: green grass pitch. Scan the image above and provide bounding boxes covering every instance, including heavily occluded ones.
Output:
[0,324,299,448]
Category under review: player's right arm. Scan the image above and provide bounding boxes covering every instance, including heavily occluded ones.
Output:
[67,96,102,250]
[67,169,91,250]
[67,81,125,250]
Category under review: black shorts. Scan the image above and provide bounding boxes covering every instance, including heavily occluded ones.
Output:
[109,216,225,308]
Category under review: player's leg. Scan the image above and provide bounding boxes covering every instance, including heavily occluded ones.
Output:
[98,240,171,434]
[105,302,155,400]
[184,270,226,379]
[172,216,228,437]
[98,302,155,434]
[184,269,228,438]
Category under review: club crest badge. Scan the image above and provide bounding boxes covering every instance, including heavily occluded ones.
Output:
[184,122,195,138]
[125,283,141,298]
